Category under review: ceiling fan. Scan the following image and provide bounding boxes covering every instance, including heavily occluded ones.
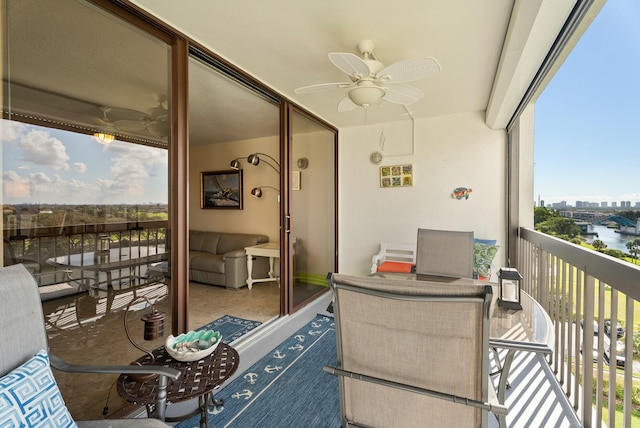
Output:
[112,97,169,138]
[295,40,441,112]
[93,97,169,138]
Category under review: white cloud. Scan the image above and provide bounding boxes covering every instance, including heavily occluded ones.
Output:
[1,121,28,142]
[18,130,69,171]
[73,162,87,173]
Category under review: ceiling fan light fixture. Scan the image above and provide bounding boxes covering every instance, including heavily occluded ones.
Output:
[348,86,385,107]
[93,132,114,144]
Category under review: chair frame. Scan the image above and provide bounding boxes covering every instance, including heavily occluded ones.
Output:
[0,263,180,424]
[325,273,507,427]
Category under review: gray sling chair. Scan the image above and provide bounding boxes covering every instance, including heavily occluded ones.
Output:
[415,228,475,279]
[0,263,180,427]
[325,273,508,428]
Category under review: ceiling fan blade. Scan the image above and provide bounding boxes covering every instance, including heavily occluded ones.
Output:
[337,96,358,112]
[328,52,371,77]
[382,84,424,105]
[295,82,352,94]
[114,119,147,132]
[106,107,150,122]
[378,57,441,83]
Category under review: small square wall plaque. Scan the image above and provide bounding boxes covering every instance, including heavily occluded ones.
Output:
[380,164,413,188]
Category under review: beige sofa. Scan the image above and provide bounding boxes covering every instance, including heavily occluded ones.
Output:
[189,230,269,289]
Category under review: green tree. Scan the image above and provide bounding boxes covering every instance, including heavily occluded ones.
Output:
[592,239,607,251]
[626,238,640,264]
[602,248,625,259]
[536,217,581,239]
[534,207,556,225]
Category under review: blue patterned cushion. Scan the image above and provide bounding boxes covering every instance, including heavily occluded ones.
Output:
[0,350,76,427]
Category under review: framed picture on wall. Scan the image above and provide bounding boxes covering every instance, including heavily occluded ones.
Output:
[380,164,413,188]
[201,170,243,209]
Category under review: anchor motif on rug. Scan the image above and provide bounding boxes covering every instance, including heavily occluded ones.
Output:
[312,322,321,328]
[273,350,286,359]
[308,330,321,335]
[244,373,258,384]
[232,389,253,400]
[294,335,305,342]
[264,365,282,373]
[288,344,304,351]
[207,403,224,415]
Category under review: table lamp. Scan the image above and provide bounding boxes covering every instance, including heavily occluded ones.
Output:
[124,296,167,381]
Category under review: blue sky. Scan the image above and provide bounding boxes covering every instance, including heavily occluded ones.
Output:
[2,121,168,205]
[534,0,640,206]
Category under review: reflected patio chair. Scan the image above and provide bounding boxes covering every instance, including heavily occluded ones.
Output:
[416,228,474,278]
[325,273,507,427]
[0,264,180,427]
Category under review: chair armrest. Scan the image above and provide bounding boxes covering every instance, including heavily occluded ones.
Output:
[222,249,246,259]
[50,353,180,421]
[49,353,180,379]
[371,247,386,274]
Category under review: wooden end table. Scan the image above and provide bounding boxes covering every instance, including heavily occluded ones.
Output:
[117,343,239,428]
[244,242,280,289]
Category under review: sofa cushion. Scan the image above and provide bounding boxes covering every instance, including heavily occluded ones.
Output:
[216,233,268,255]
[189,230,221,254]
[190,251,225,273]
[0,350,76,427]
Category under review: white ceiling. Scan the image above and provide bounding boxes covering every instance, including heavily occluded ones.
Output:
[2,0,586,146]
[133,0,515,129]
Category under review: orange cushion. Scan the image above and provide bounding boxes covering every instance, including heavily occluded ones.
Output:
[377,261,414,273]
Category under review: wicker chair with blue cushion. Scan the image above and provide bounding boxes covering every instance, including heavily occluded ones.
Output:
[0,264,180,427]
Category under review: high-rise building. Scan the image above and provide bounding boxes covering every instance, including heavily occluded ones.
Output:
[612,202,618,208]
[601,202,608,208]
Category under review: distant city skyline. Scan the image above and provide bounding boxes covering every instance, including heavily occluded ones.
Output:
[534,0,640,206]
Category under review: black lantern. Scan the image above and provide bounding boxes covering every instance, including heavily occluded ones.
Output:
[498,268,523,310]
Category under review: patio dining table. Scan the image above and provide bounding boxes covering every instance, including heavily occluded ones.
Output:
[46,245,167,288]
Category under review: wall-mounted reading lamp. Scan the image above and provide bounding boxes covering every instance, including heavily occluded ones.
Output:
[230,152,280,174]
[251,185,280,201]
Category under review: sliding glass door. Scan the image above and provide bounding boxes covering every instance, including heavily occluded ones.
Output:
[288,108,337,311]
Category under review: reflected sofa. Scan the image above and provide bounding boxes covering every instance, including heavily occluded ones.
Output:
[189,230,269,289]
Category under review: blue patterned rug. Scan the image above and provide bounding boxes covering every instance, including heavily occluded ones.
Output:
[196,315,262,344]
[177,314,339,428]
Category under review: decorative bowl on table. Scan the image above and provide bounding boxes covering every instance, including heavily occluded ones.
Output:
[165,330,222,362]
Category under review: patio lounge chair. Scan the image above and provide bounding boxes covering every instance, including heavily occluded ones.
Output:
[325,273,507,427]
[0,263,180,427]
[416,228,475,278]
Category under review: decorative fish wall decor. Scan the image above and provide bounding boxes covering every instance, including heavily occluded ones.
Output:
[452,187,472,200]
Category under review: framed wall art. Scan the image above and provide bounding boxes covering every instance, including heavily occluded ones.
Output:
[201,170,243,209]
[380,164,413,188]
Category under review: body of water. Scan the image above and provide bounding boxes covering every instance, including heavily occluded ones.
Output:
[585,225,638,252]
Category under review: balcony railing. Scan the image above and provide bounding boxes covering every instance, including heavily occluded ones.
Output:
[519,227,639,428]
[4,220,168,286]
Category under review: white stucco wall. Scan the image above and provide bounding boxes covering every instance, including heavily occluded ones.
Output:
[338,111,507,276]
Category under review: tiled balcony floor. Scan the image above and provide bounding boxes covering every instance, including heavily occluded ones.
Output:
[44,277,280,421]
[489,349,581,427]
